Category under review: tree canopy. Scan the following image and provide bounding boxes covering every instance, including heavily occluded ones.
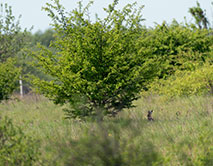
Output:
[29,0,159,119]
[0,3,25,102]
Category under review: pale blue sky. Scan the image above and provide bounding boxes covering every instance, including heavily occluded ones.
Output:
[2,0,213,33]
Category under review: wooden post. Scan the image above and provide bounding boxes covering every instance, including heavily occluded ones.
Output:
[19,76,23,98]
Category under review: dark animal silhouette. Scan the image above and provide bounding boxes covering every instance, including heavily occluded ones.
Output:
[147,110,154,121]
[176,111,181,119]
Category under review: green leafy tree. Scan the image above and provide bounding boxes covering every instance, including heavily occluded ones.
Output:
[30,0,157,119]
[140,21,213,98]
[15,29,56,94]
[0,3,27,101]
[0,4,27,62]
[189,1,209,29]
[137,21,212,79]
[0,59,20,101]
[32,28,55,47]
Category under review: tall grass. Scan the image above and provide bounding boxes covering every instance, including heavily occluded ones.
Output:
[1,95,213,165]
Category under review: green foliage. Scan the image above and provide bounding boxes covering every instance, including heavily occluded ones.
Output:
[32,29,55,47]
[189,1,209,29]
[0,116,40,166]
[144,64,213,98]
[137,21,212,79]
[139,20,213,98]
[168,120,213,166]
[30,0,157,119]
[17,29,56,94]
[0,3,29,99]
[0,3,27,62]
[51,122,163,166]
[2,95,213,165]
[0,59,20,102]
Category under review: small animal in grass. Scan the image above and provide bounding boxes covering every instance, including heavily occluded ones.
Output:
[176,111,181,119]
[147,110,154,121]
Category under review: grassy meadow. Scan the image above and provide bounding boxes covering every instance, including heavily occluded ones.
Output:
[1,95,213,166]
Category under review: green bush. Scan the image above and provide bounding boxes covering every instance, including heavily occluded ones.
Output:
[0,59,20,102]
[51,122,164,166]
[144,64,213,98]
[0,116,40,166]
[137,21,212,79]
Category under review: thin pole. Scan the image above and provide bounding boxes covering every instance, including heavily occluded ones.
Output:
[19,75,23,98]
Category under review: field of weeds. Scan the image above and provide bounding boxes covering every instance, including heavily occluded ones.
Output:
[1,95,213,166]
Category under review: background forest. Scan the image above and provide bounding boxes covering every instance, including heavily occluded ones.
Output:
[1,0,213,165]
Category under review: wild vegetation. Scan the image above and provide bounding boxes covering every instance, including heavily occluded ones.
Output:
[1,95,213,166]
[0,0,213,165]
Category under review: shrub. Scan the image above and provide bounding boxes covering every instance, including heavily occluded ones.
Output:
[0,59,20,102]
[145,64,213,98]
[51,122,164,166]
[0,116,40,166]
[137,21,212,79]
